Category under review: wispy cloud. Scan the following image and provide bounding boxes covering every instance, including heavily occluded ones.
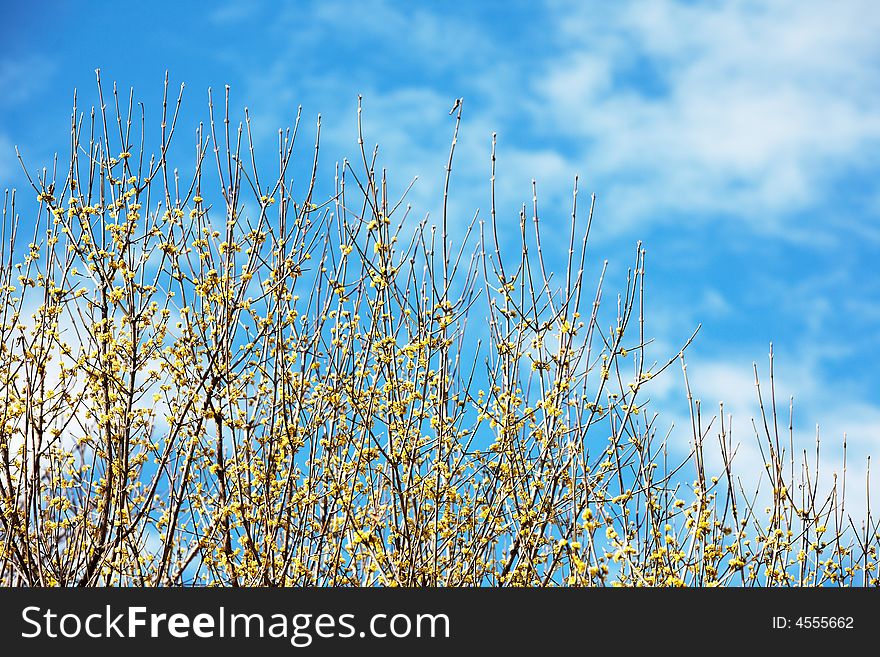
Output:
[301,0,491,75]
[533,0,880,234]
[207,0,261,25]
[0,55,54,108]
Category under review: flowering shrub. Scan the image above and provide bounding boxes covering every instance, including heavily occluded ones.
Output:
[0,75,876,586]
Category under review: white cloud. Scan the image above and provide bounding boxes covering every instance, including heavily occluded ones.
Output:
[535,0,880,233]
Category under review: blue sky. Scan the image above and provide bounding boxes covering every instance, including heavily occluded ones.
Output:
[2,0,880,507]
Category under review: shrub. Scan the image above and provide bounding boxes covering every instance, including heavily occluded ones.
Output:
[0,73,876,586]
